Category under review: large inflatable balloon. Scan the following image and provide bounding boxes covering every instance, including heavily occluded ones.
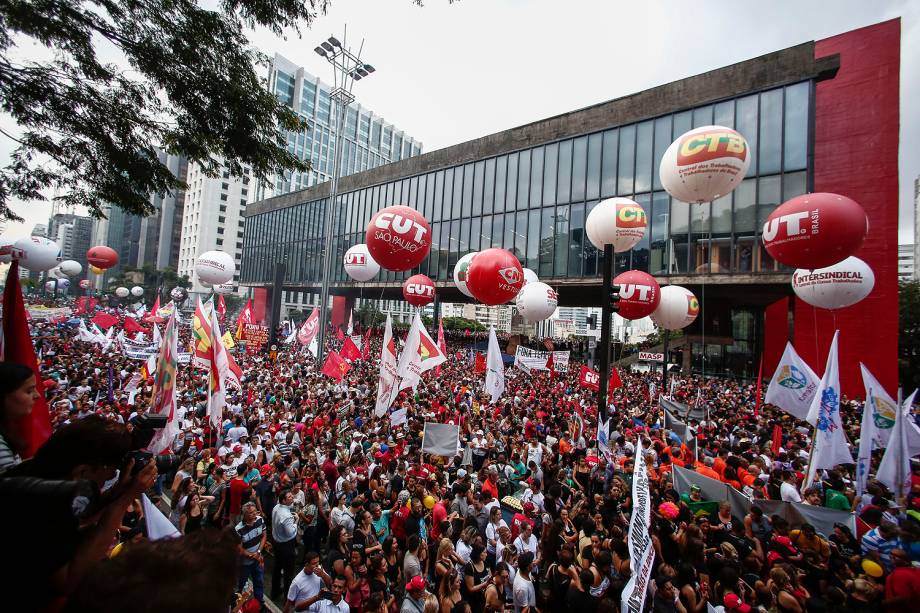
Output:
[15,236,61,271]
[651,285,699,330]
[170,286,188,303]
[57,278,71,290]
[115,286,130,298]
[366,206,432,271]
[522,268,539,286]
[791,256,874,310]
[613,270,661,320]
[89,265,104,275]
[0,235,16,264]
[195,250,235,285]
[47,266,67,280]
[516,282,558,322]
[402,274,436,306]
[466,248,524,306]
[762,193,867,270]
[199,279,212,289]
[79,279,92,289]
[343,244,381,282]
[214,283,235,295]
[86,245,118,270]
[660,126,751,203]
[585,198,648,252]
[45,280,56,292]
[130,286,144,297]
[453,252,477,298]
[59,260,82,277]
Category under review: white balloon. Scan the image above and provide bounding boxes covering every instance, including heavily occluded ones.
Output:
[0,235,16,264]
[195,250,235,285]
[650,285,700,330]
[791,256,874,310]
[130,286,144,297]
[453,252,478,298]
[199,278,212,289]
[585,198,648,252]
[59,260,83,277]
[659,125,751,204]
[522,268,539,287]
[516,282,558,322]
[115,286,130,298]
[214,283,235,294]
[48,266,67,280]
[45,280,56,292]
[343,244,381,282]
[15,236,61,271]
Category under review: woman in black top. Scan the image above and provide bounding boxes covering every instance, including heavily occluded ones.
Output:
[462,543,490,613]
[180,491,213,534]
[325,524,350,576]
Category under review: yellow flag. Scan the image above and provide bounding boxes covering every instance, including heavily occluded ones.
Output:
[221,331,235,349]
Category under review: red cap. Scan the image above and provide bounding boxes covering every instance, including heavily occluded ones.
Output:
[522,501,535,513]
[405,575,426,592]
[233,444,242,453]
[259,464,273,476]
[723,594,751,612]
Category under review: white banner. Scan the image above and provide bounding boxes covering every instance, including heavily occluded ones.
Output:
[637,352,664,362]
[512,346,570,372]
[421,422,460,457]
[621,438,655,613]
[390,407,407,427]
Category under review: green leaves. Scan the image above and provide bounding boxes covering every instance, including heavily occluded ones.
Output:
[0,0,319,219]
[899,280,920,392]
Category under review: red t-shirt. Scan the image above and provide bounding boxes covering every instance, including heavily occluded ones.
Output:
[885,566,920,613]
[229,478,249,515]
[510,512,534,541]
[430,501,448,540]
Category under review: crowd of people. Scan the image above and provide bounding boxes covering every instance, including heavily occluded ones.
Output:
[1,295,919,613]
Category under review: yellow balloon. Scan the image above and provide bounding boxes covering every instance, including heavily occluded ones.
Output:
[423,495,435,510]
[861,558,883,578]
[89,265,103,275]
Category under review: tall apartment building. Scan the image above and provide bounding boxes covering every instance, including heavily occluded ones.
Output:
[898,244,915,282]
[138,152,188,271]
[48,212,93,280]
[441,303,512,333]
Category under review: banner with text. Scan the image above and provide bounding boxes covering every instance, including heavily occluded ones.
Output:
[513,346,570,373]
[621,438,655,613]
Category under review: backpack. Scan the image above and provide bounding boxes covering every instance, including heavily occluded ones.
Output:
[496,464,512,499]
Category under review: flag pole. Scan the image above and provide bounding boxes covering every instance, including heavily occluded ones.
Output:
[896,386,905,502]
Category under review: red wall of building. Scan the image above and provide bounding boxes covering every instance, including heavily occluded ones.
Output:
[794,19,900,398]
[764,297,789,375]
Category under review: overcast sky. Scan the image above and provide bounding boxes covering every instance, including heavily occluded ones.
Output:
[2,0,917,243]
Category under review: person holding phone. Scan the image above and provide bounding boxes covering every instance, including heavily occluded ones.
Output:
[293,574,349,612]
[286,552,333,613]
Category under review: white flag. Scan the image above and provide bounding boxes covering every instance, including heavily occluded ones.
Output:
[207,306,241,428]
[484,327,504,403]
[877,390,918,499]
[860,365,899,446]
[142,494,180,541]
[855,387,877,499]
[805,332,853,487]
[284,319,298,344]
[347,310,353,336]
[765,342,820,424]
[597,415,612,464]
[393,313,446,397]
[375,315,398,417]
[621,438,656,613]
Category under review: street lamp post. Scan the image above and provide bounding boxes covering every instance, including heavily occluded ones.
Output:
[313,33,376,364]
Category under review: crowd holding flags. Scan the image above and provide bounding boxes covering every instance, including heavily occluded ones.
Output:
[147,309,179,453]
[374,315,398,417]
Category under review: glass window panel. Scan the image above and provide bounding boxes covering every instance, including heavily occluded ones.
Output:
[553,204,569,278]
[572,136,587,202]
[452,167,463,220]
[491,214,503,249]
[408,176,418,208]
[502,212,514,251]
[757,175,781,228]
[650,191,670,276]
[517,149,530,210]
[783,171,807,201]
[557,140,572,204]
[712,193,732,234]
[714,100,734,128]
[483,158,496,215]
[583,201,599,276]
[635,121,654,194]
[692,105,713,128]
[670,198,690,236]
[459,218,470,257]
[538,209,554,277]
[448,220,460,270]
[494,156,507,213]
[526,209,542,270]
[653,116,671,192]
[601,130,618,198]
[428,221,440,276]
[476,216,489,252]
[759,89,783,175]
[506,153,519,212]
[514,211,527,262]
[736,95,759,177]
[461,164,473,219]
[530,147,543,208]
[543,143,558,206]
[784,82,809,171]
[438,223,450,279]
[632,193,651,273]
[469,216,482,253]
[617,125,635,195]
[473,161,485,217]
[673,110,692,141]
[432,171,444,222]
[733,178,756,234]
[583,134,601,201]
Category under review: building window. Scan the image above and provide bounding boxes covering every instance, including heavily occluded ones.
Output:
[217,228,224,235]
[219,205,226,212]
[220,194,227,201]
[221,182,229,190]
[216,239,223,246]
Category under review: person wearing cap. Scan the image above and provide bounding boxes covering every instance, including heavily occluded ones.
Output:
[722,593,751,613]
[884,548,920,613]
[400,575,427,613]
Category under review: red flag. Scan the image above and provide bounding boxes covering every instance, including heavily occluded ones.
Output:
[2,262,52,457]
[335,327,345,341]
[474,352,486,373]
[74,296,96,316]
[543,338,555,351]
[236,299,253,337]
[144,296,164,324]
[216,295,227,323]
[579,365,600,391]
[91,312,119,330]
[362,328,372,359]
[771,424,783,455]
[608,368,623,396]
[321,351,350,381]
[464,328,471,337]
[753,355,764,417]
[435,318,447,376]
[545,352,555,380]
[341,336,361,362]
[123,317,148,335]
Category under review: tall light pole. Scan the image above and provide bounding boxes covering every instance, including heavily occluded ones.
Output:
[313,32,376,364]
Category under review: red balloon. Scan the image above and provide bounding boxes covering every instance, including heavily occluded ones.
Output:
[762,193,867,269]
[79,279,92,289]
[613,270,661,320]
[86,245,119,270]
[466,248,524,305]
[366,206,432,272]
[402,274,436,306]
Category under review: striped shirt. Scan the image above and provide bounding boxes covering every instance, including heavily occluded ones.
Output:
[235,516,265,555]
[0,434,20,475]
[861,527,900,571]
